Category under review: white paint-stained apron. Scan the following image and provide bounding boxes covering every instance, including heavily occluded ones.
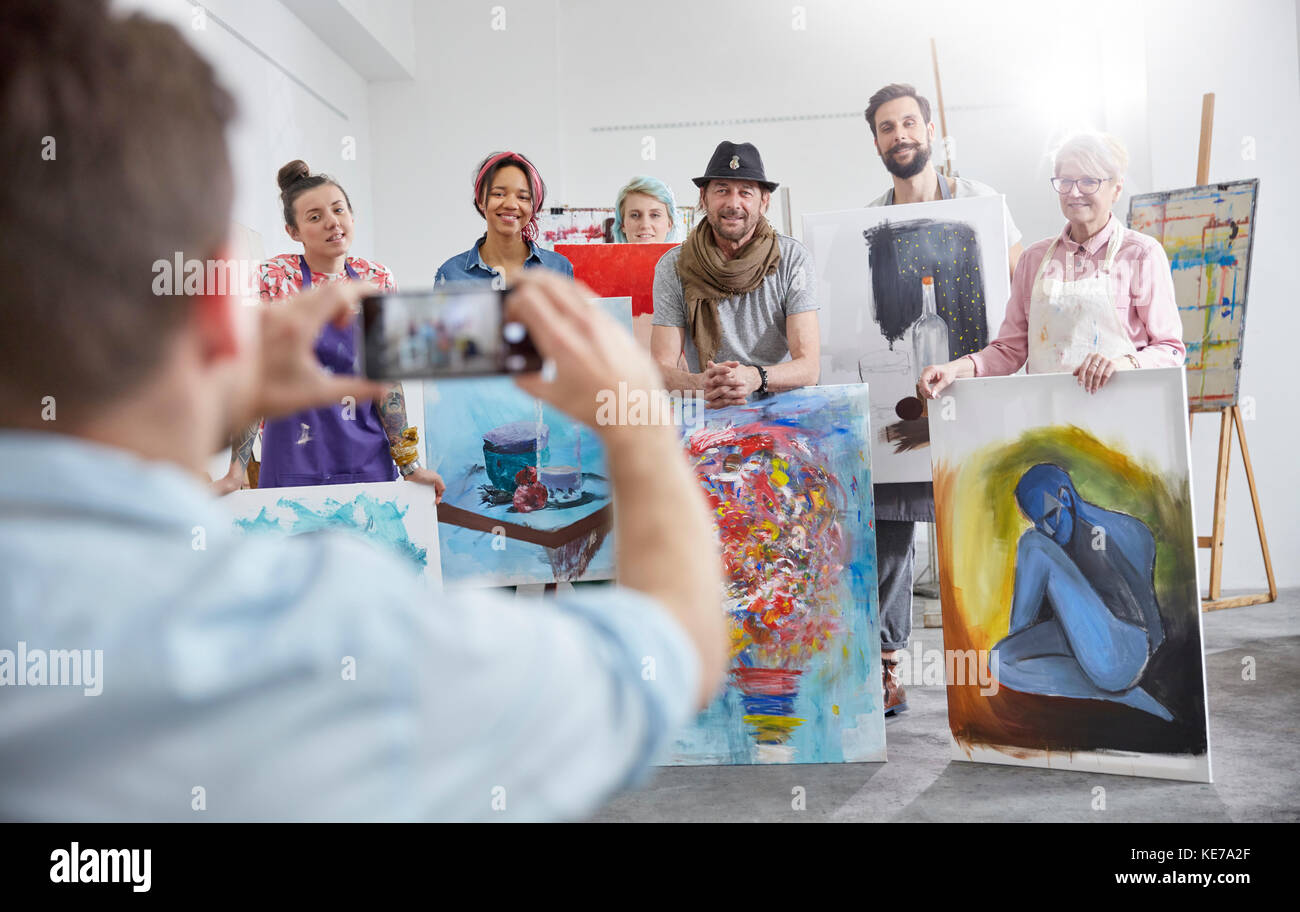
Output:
[1026,222,1138,374]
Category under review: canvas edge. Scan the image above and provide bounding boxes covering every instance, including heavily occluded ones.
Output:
[948,739,1212,784]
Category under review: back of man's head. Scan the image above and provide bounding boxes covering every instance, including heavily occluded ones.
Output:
[0,0,236,426]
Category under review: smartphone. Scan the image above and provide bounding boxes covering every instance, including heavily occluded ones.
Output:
[360,282,542,380]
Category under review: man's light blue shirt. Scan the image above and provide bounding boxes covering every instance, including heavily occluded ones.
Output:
[0,430,698,821]
[434,234,574,284]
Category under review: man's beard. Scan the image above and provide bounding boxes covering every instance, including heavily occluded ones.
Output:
[884,141,932,179]
[708,209,757,241]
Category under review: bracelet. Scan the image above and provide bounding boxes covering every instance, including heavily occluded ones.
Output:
[391,426,420,468]
[1124,354,1140,369]
[752,364,768,395]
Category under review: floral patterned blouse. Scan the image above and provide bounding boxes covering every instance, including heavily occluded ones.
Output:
[258,253,397,302]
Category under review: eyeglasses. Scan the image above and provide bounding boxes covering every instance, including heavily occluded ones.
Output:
[1051,176,1108,195]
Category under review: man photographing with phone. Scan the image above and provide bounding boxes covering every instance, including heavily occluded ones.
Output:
[0,0,725,822]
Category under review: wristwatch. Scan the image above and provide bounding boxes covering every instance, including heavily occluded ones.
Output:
[753,364,768,395]
[398,459,420,478]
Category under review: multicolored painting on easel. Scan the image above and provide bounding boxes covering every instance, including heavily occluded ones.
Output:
[422,299,631,587]
[227,481,442,593]
[804,196,1009,483]
[668,384,885,765]
[1128,179,1258,411]
[556,242,677,349]
[928,368,1210,782]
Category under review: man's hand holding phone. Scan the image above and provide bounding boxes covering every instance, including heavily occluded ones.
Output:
[236,283,389,428]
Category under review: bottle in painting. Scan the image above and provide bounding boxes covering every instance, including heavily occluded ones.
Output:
[912,275,949,383]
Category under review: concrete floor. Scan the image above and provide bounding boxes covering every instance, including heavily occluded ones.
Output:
[590,588,1300,822]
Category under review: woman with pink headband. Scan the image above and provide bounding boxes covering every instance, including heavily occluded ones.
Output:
[435,151,574,285]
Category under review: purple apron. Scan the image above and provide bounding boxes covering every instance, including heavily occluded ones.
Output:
[258,256,398,488]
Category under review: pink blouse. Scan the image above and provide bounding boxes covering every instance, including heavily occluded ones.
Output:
[968,215,1186,376]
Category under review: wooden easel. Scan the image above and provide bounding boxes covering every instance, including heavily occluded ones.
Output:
[1189,92,1277,611]
[930,38,953,178]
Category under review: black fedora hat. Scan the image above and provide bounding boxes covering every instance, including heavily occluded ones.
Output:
[692,141,779,192]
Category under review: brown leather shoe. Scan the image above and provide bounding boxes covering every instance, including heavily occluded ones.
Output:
[883,657,909,716]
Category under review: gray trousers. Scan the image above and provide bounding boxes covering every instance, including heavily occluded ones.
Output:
[877,520,916,652]
[874,482,933,653]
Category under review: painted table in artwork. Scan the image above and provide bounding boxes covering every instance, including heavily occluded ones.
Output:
[435,459,612,585]
[666,384,887,766]
[424,377,618,588]
[423,300,631,588]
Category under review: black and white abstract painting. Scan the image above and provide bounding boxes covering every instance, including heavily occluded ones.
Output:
[804,195,1011,483]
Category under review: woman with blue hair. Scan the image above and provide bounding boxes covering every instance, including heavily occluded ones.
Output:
[612,176,677,243]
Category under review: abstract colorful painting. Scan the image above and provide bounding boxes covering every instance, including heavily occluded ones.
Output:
[422,299,631,587]
[668,384,885,765]
[226,481,442,592]
[804,196,1010,482]
[556,242,677,348]
[928,368,1210,781]
[1128,180,1258,411]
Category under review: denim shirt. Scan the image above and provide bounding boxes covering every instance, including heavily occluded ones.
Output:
[435,234,574,284]
[0,430,698,821]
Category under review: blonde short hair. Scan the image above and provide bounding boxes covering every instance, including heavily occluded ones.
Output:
[1052,132,1129,179]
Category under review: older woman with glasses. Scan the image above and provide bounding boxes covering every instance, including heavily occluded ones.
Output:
[919,132,1184,396]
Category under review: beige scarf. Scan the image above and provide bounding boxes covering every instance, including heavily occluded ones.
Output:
[676,217,781,366]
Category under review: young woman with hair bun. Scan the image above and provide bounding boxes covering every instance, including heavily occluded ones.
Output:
[213,159,444,497]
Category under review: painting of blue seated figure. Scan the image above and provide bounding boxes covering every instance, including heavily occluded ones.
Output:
[929,368,1211,782]
[993,464,1171,722]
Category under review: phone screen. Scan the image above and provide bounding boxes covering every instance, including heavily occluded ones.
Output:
[360,283,541,380]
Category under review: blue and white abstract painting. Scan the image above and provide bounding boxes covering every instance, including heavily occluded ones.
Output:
[227,481,441,592]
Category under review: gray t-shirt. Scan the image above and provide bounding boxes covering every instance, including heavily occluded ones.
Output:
[652,232,819,373]
[868,175,1023,249]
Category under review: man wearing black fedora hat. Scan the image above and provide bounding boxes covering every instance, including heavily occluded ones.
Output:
[650,141,820,408]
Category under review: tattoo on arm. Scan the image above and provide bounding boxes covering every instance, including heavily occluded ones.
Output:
[230,420,259,469]
[376,383,410,446]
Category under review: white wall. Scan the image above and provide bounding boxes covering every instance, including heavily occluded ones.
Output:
[1144,0,1300,593]
[119,0,377,260]
[368,0,563,286]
